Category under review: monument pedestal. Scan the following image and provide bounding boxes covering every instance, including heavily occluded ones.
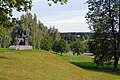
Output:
[9,45,32,50]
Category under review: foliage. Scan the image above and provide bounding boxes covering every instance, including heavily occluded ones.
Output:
[0,0,68,34]
[0,21,15,47]
[61,32,91,44]
[52,39,69,54]
[0,25,3,37]
[48,26,61,43]
[86,0,120,71]
[0,28,12,48]
[61,33,77,44]
[0,0,67,27]
[0,0,32,38]
[40,35,53,51]
[0,0,32,25]
[48,0,68,5]
[87,39,95,53]
[0,0,65,49]
[70,40,86,55]
[0,12,61,52]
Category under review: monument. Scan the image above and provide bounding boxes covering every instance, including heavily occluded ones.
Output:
[9,29,32,50]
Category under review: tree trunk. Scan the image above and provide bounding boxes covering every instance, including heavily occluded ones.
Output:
[108,0,118,72]
[115,0,120,72]
[114,53,119,72]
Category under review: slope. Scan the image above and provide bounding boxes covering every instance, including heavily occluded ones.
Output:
[0,49,120,80]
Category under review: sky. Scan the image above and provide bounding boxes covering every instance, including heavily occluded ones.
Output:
[13,0,90,32]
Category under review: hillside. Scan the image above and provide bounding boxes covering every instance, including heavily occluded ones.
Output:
[0,49,120,80]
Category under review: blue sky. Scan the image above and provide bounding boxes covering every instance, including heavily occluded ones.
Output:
[13,0,90,32]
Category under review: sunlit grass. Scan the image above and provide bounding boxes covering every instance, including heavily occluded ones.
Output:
[55,53,120,80]
[0,49,89,80]
[0,48,120,80]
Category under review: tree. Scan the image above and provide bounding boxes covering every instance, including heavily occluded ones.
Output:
[0,0,32,25]
[71,40,85,55]
[48,26,61,50]
[87,39,95,54]
[86,0,120,72]
[0,0,32,37]
[0,0,68,49]
[0,0,67,28]
[40,35,53,51]
[0,28,12,48]
[10,12,61,51]
[30,14,39,49]
[52,39,69,54]
[48,26,61,43]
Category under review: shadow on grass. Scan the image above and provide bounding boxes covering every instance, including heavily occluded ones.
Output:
[0,56,10,60]
[70,61,120,75]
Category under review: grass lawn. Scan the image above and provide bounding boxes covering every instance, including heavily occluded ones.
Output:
[0,48,120,80]
[55,53,120,69]
[54,53,120,80]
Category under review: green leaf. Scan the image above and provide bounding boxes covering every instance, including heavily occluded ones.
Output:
[12,0,17,4]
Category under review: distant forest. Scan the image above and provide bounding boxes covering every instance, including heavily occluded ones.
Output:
[60,32,92,44]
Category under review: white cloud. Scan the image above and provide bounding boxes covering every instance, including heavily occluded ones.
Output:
[45,16,86,24]
[59,9,88,15]
[33,0,45,4]
[28,0,90,32]
[33,0,39,3]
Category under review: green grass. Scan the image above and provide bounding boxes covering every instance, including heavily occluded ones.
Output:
[55,53,120,80]
[55,53,115,68]
[0,48,120,80]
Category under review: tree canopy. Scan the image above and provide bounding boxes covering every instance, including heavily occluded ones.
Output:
[0,0,65,49]
[86,0,120,72]
[0,0,67,27]
[0,0,32,25]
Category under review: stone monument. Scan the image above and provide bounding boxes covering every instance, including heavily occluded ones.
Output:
[9,29,32,50]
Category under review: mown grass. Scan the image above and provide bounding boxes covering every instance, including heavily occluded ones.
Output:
[0,48,120,80]
[55,53,120,80]
[0,49,92,80]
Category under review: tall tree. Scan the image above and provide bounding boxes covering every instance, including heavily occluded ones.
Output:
[30,14,38,49]
[0,28,11,48]
[48,26,61,43]
[19,13,41,49]
[40,34,53,51]
[86,0,120,72]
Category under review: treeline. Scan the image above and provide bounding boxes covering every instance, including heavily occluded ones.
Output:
[60,32,92,43]
[60,32,92,53]
[0,13,89,55]
[0,13,61,51]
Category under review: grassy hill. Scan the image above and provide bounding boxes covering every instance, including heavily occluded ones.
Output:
[0,49,120,80]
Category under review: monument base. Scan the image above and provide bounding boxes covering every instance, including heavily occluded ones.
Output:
[9,45,32,50]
